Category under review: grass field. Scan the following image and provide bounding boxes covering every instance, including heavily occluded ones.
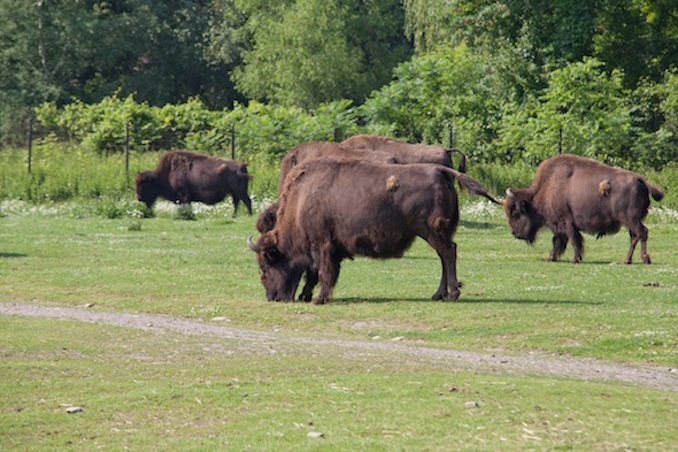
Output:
[1,198,677,449]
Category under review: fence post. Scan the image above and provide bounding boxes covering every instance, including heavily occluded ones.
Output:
[27,116,33,174]
[125,121,130,177]
[558,128,562,154]
[448,124,454,148]
[230,123,235,159]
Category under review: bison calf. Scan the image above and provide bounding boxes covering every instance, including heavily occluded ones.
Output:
[135,150,253,216]
[504,154,663,264]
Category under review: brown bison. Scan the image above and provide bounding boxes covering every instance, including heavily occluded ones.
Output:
[341,134,466,172]
[504,154,664,264]
[249,158,498,304]
[135,150,253,216]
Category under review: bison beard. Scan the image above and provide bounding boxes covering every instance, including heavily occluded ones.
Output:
[504,154,664,264]
[249,159,498,305]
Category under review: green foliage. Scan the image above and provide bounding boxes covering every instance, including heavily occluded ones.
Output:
[498,58,633,165]
[0,143,157,204]
[362,45,498,150]
[35,96,363,161]
[0,0,236,146]
[230,0,411,108]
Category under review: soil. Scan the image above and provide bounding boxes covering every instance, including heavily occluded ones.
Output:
[2,302,677,392]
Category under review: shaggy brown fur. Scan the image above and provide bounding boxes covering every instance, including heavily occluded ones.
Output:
[504,154,663,264]
[250,158,497,305]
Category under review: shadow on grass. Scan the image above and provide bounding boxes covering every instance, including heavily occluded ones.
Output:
[459,220,502,230]
[332,296,598,305]
[541,259,623,266]
[0,252,26,258]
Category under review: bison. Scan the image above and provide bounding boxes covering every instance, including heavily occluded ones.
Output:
[341,134,466,172]
[135,150,253,216]
[504,154,664,264]
[249,158,498,304]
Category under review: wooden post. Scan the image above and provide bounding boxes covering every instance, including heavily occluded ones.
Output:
[27,117,33,174]
[230,123,235,159]
[448,124,454,148]
[558,128,562,154]
[125,121,130,177]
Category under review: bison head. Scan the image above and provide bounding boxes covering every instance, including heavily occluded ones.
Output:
[248,234,305,301]
[503,188,542,244]
[134,171,160,208]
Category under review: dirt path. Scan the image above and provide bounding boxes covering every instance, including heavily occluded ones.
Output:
[2,302,677,392]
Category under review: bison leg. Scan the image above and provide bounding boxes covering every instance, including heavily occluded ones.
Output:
[232,193,253,217]
[625,223,650,264]
[565,225,584,263]
[313,242,341,305]
[427,236,460,302]
[547,233,568,262]
[298,269,318,302]
[243,195,253,216]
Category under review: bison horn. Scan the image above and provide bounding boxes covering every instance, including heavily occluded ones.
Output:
[506,188,515,199]
[247,235,259,252]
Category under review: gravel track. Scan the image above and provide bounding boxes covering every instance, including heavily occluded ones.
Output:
[2,302,677,392]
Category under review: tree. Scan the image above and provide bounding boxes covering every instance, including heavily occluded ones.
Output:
[498,58,633,165]
[594,0,678,87]
[227,0,411,109]
[0,0,237,145]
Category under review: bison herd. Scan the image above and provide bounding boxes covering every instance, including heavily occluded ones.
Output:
[136,135,664,305]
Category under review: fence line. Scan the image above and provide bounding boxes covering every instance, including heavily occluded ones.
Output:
[24,119,566,175]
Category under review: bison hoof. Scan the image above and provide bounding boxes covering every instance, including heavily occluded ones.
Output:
[312,298,326,305]
[431,291,447,301]
[445,290,461,302]
[298,293,312,302]
[642,254,651,264]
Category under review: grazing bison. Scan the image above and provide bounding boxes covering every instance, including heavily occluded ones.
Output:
[504,154,664,264]
[249,158,498,304]
[341,134,466,172]
[135,150,253,216]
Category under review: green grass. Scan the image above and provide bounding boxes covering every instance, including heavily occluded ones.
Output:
[1,192,677,449]
[2,316,678,450]
[1,201,676,366]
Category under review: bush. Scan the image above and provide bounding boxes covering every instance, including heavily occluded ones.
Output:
[34,96,364,161]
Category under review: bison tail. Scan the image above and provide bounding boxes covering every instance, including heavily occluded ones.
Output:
[640,178,664,202]
[649,184,664,202]
[442,168,500,204]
